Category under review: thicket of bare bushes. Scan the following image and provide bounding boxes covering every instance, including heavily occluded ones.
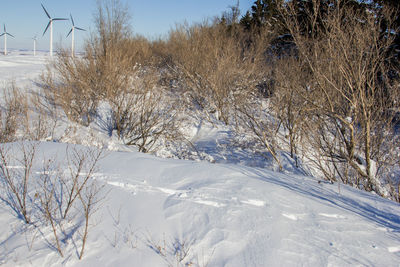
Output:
[0,82,59,143]
[278,0,400,197]
[153,13,286,168]
[162,21,268,125]
[38,0,400,200]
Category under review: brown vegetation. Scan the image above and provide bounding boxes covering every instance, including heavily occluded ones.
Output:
[37,0,400,200]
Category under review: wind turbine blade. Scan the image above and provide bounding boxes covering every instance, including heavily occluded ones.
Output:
[3,24,5,33]
[70,14,75,26]
[41,4,51,19]
[53,18,68,21]
[66,29,73,38]
[0,33,4,37]
[75,27,86,31]
[7,33,14,38]
[43,21,51,36]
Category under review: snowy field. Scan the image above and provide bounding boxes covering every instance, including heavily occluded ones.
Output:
[0,51,400,266]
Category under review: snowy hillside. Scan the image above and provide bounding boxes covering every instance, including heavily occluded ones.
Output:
[1,141,400,266]
[0,51,400,266]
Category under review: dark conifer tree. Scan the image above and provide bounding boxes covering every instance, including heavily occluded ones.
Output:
[251,0,267,29]
[240,0,285,33]
[240,11,253,31]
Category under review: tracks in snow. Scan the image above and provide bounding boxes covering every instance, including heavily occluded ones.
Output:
[96,173,267,209]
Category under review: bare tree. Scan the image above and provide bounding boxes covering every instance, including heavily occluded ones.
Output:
[94,0,132,58]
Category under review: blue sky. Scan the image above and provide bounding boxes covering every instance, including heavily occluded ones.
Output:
[1,0,253,51]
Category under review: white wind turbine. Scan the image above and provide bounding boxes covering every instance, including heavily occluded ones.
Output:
[67,14,85,57]
[0,24,14,55]
[32,35,37,56]
[41,4,68,57]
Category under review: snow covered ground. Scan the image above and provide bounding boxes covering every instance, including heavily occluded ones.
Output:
[0,50,47,86]
[0,51,400,266]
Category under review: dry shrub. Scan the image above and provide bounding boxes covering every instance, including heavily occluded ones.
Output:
[37,158,64,256]
[236,94,282,169]
[220,26,284,169]
[0,84,29,142]
[271,57,310,167]
[36,146,104,258]
[107,66,178,152]
[0,142,37,224]
[164,21,266,124]
[61,146,104,219]
[0,81,60,142]
[121,36,156,66]
[77,176,104,260]
[147,234,214,267]
[93,0,132,58]
[28,89,60,141]
[89,34,178,152]
[41,49,101,126]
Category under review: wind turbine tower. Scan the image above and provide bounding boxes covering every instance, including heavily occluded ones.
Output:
[41,4,67,57]
[33,36,37,56]
[67,14,85,57]
[0,25,14,55]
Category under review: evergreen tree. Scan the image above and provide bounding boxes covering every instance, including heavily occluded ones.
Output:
[252,0,283,28]
[251,0,267,28]
[240,11,252,31]
[240,0,284,33]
